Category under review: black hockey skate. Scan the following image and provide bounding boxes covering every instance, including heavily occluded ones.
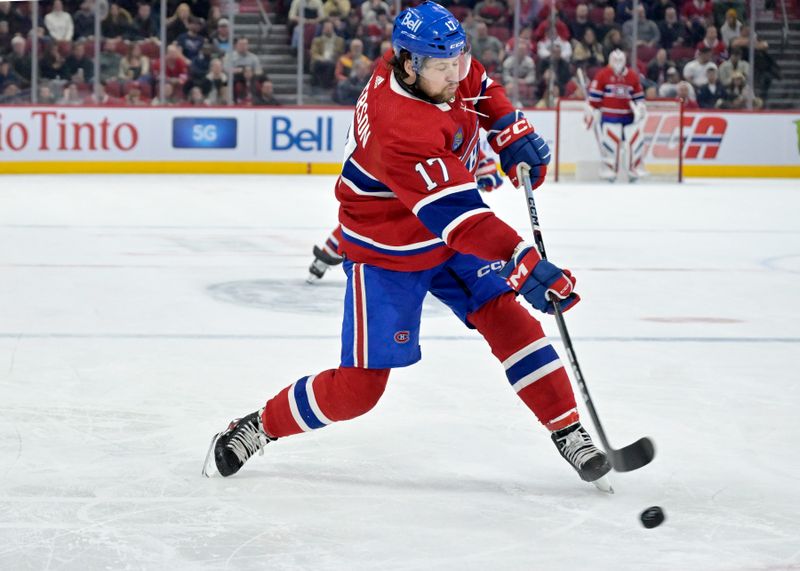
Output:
[552,423,613,492]
[202,410,276,477]
[307,244,343,283]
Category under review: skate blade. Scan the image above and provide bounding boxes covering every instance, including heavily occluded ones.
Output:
[201,432,222,478]
[592,475,614,494]
[306,272,322,284]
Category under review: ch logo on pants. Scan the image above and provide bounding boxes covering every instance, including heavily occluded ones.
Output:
[394,331,410,344]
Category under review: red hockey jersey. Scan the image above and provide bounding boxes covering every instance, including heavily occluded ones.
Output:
[588,66,644,124]
[335,52,525,271]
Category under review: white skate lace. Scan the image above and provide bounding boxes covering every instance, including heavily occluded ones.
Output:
[560,429,599,469]
[227,420,269,464]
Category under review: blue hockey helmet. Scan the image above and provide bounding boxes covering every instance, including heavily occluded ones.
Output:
[392,1,469,75]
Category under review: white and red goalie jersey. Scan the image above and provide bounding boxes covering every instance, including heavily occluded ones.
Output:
[588,66,645,125]
[335,50,526,272]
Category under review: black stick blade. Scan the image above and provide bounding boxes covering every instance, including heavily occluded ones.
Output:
[608,437,656,472]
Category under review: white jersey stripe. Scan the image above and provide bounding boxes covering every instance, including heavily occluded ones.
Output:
[352,265,360,367]
[501,338,551,370]
[441,208,492,244]
[306,375,334,425]
[513,360,563,393]
[288,382,313,432]
[411,182,477,215]
[359,264,369,368]
[341,224,443,252]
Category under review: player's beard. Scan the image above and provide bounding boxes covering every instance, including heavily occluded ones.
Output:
[429,83,459,104]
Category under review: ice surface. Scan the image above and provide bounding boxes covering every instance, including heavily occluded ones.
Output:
[0,175,798,570]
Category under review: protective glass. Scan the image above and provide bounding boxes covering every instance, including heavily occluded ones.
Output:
[417,45,472,83]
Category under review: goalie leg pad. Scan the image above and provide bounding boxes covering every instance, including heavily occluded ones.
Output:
[598,122,624,180]
[468,292,579,431]
[623,122,647,179]
[263,367,390,438]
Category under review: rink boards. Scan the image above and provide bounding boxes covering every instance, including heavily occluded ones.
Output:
[0,105,798,177]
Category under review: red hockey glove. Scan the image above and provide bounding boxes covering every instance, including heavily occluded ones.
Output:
[498,242,580,314]
[487,111,550,190]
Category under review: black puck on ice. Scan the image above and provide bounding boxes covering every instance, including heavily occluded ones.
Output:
[640,506,665,528]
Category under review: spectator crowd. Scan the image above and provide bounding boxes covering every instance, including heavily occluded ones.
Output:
[0,0,784,107]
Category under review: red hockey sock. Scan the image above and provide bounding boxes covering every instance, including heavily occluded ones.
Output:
[262,367,390,438]
[468,292,579,431]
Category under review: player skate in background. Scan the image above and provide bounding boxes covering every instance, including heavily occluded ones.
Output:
[307,148,502,283]
[587,50,647,182]
[206,2,611,490]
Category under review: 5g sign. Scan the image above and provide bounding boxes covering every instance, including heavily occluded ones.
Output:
[172,118,237,149]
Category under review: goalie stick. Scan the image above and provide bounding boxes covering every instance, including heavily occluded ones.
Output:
[520,169,655,472]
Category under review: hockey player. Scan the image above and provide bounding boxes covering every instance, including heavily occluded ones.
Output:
[307,148,503,283]
[205,2,611,490]
[587,49,648,182]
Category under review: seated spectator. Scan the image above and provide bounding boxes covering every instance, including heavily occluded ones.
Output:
[537,42,571,92]
[177,16,206,62]
[0,59,23,92]
[723,71,762,108]
[335,57,371,105]
[676,80,699,108]
[99,39,123,81]
[718,46,748,87]
[151,82,181,105]
[187,85,208,105]
[729,25,769,52]
[0,21,10,55]
[472,22,504,65]
[234,65,259,104]
[206,5,222,35]
[211,18,232,55]
[602,28,627,61]
[341,10,362,42]
[360,0,391,25]
[59,82,84,105]
[508,0,538,28]
[119,42,151,82]
[683,45,716,88]
[40,43,69,80]
[622,4,660,48]
[538,27,572,62]
[719,8,742,48]
[650,0,673,23]
[73,0,95,41]
[187,42,212,85]
[102,3,134,41]
[7,35,31,86]
[288,0,324,49]
[534,81,560,108]
[569,4,596,45]
[335,38,371,83]
[504,26,533,58]
[646,48,674,85]
[132,2,159,41]
[167,3,192,44]
[323,0,351,19]
[595,7,620,47]
[0,82,22,103]
[64,42,94,82]
[697,66,726,107]
[152,44,190,87]
[533,13,570,43]
[84,81,119,105]
[696,25,727,63]
[473,0,509,26]
[225,37,263,78]
[658,6,689,49]
[197,58,227,103]
[502,42,536,87]
[681,0,712,25]
[362,15,390,59]
[310,20,344,88]
[124,84,148,105]
[658,65,693,97]
[38,84,57,104]
[253,79,280,106]
[481,47,502,80]
[572,27,605,68]
[45,0,74,42]
[0,2,30,38]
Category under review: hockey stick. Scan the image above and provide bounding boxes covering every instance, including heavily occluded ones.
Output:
[520,169,655,472]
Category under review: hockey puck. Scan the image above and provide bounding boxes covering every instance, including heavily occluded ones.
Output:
[640,506,665,528]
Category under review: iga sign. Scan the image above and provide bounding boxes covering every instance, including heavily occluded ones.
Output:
[0,109,138,152]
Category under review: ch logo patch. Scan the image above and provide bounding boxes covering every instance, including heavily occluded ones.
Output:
[394,331,410,344]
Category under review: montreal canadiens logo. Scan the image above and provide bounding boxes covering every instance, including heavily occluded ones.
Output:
[394,331,410,344]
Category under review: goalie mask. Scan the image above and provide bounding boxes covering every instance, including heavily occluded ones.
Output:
[609,49,627,75]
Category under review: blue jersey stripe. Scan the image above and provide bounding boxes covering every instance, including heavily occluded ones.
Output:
[415,190,487,238]
[342,159,394,195]
[293,377,327,430]
[506,345,560,385]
